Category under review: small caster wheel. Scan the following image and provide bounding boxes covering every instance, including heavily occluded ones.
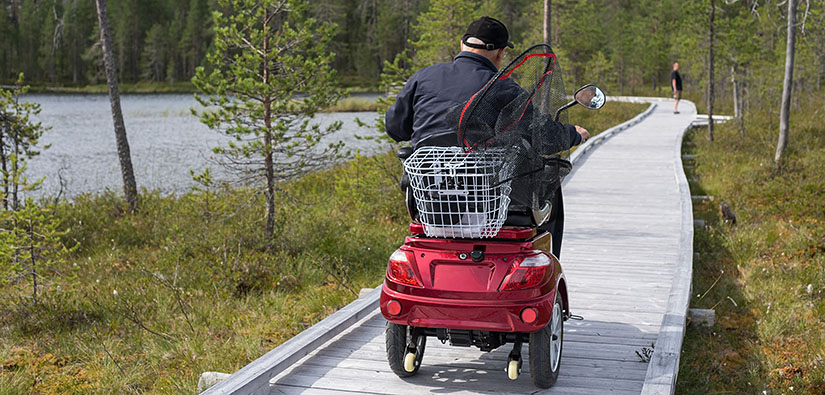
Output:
[507,360,519,380]
[404,352,417,372]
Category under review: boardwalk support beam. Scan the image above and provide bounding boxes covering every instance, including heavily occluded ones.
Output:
[640,118,695,395]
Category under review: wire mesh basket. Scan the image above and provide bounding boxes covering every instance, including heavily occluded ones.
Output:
[404,146,513,238]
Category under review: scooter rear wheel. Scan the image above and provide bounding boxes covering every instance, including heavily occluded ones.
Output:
[529,292,563,388]
[386,322,426,377]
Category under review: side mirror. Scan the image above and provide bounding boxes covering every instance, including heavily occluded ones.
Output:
[574,85,606,110]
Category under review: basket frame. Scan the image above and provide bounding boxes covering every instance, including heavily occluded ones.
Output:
[404,147,513,238]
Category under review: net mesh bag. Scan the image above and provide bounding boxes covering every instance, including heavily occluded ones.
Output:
[405,44,573,238]
[454,44,573,211]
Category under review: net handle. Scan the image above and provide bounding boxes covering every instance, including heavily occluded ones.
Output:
[490,157,572,188]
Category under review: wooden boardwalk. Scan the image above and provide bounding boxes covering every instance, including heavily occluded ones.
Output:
[205,99,698,395]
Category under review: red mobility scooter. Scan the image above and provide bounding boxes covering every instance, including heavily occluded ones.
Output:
[380,44,605,388]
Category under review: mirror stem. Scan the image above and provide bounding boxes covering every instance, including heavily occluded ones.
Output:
[553,100,577,122]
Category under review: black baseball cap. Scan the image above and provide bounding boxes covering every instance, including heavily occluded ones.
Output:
[462,16,514,50]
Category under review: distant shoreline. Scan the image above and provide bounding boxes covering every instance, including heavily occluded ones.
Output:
[9,82,381,95]
[18,86,384,113]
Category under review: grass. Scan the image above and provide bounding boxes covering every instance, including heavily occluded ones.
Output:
[25,81,384,112]
[677,97,825,393]
[23,80,381,97]
[320,96,381,112]
[568,101,647,144]
[0,101,646,393]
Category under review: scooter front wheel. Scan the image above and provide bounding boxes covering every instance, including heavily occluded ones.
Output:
[529,292,563,388]
[386,322,426,377]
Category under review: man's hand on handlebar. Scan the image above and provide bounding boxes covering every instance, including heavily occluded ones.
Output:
[575,125,590,143]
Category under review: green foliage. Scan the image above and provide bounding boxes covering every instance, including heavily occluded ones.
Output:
[140,23,168,82]
[0,153,408,392]
[553,0,603,86]
[2,0,823,117]
[188,167,223,222]
[410,0,477,66]
[374,0,500,134]
[192,0,346,233]
[1,0,209,86]
[0,74,50,211]
[192,0,344,180]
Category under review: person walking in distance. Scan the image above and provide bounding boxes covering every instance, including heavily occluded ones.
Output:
[671,62,683,114]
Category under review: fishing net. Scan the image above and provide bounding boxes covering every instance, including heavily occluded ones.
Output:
[451,43,572,212]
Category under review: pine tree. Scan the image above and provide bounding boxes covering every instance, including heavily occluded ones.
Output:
[192,0,345,236]
[182,0,209,77]
[140,23,167,82]
[0,74,50,211]
[410,0,477,66]
[1,198,73,304]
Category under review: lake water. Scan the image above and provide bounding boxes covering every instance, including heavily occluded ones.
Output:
[21,94,388,199]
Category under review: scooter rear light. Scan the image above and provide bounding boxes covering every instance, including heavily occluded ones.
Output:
[387,249,422,287]
[387,299,402,316]
[521,307,538,324]
[499,253,551,291]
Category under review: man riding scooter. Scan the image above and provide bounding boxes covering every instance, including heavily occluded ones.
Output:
[385,16,589,257]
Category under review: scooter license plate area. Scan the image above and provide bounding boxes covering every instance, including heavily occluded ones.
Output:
[432,263,494,292]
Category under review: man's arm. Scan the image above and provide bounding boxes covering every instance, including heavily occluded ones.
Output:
[563,124,589,147]
[571,125,589,145]
[385,79,418,142]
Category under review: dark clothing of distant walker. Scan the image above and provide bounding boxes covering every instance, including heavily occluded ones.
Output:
[671,70,683,99]
[385,51,580,258]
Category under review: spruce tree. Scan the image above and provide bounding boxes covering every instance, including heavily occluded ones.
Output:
[192,0,344,236]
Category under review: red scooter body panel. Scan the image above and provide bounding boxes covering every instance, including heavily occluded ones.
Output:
[381,227,565,333]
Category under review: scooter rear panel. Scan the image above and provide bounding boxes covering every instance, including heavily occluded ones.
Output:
[381,228,562,333]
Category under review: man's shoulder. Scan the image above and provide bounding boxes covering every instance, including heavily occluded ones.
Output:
[411,61,455,79]
[404,61,465,94]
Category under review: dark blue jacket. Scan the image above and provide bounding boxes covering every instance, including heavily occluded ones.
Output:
[385,51,581,148]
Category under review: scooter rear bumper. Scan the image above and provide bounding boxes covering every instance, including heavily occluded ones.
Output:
[381,283,556,333]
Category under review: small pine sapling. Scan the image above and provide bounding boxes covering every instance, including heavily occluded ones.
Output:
[192,0,345,236]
